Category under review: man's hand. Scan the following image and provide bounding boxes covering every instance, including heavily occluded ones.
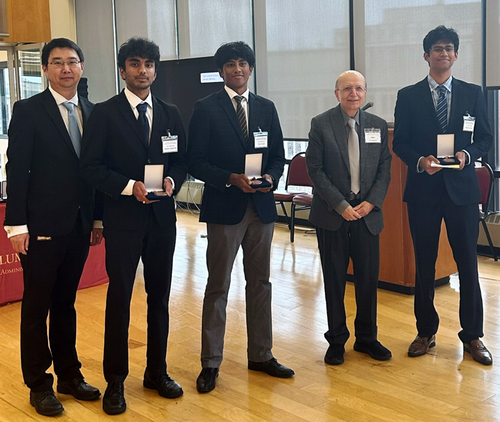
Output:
[341,206,362,221]
[420,155,442,175]
[90,228,103,246]
[163,178,174,196]
[455,151,466,170]
[133,181,158,204]
[353,201,375,217]
[228,173,254,193]
[254,174,274,193]
[10,233,29,255]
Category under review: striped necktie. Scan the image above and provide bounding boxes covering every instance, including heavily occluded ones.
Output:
[62,102,81,157]
[234,95,248,141]
[436,85,448,132]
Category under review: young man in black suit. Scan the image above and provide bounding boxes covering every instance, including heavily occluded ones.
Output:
[81,37,187,415]
[5,38,102,416]
[188,41,294,394]
[393,26,493,365]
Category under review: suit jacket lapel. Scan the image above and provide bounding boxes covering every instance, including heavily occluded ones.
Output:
[217,89,247,148]
[41,89,78,157]
[448,78,462,130]
[330,105,350,174]
[417,78,441,131]
[358,110,367,178]
[80,96,92,123]
[151,95,167,150]
[248,92,258,139]
[117,90,149,148]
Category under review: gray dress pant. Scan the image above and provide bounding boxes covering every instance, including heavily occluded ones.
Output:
[201,201,275,367]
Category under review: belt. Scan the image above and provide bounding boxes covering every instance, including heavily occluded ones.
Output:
[347,192,360,201]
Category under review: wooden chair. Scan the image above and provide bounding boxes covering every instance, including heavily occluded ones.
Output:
[475,161,497,261]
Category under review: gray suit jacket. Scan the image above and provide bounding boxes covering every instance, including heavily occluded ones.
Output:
[306,104,391,235]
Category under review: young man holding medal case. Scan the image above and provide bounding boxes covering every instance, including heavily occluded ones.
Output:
[81,37,187,414]
[187,41,294,394]
[393,26,493,365]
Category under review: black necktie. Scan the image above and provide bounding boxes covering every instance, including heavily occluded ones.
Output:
[137,102,150,144]
[436,85,448,133]
[234,95,248,141]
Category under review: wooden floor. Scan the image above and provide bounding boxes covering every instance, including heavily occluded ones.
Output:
[1,209,500,421]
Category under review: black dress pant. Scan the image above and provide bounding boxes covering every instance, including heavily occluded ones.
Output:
[20,218,89,391]
[407,191,483,343]
[103,209,176,382]
[316,217,379,346]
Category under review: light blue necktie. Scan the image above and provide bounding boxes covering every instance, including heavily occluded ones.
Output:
[62,102,81,157]
[436,85,448,133]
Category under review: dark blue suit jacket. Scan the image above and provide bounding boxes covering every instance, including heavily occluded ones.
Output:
[187,89,285,225]
[5,89,98,236]
[80,90,187,231]
[393,77,492,206]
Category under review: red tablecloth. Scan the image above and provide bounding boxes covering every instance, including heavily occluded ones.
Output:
[0,203,108,306]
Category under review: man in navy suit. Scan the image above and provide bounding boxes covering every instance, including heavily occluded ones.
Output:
[5,38,102,416]
[81,37,187,414]
[187,41,294,394]
[393,26,493,365]
[306,70,392,366]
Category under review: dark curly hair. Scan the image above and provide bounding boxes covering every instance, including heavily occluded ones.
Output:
[117,37,160,70]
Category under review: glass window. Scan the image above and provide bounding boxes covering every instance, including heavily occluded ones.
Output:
[180,0,253,58]
[258,0,350,139]
[364,0,482,123]
[115,0,177,60]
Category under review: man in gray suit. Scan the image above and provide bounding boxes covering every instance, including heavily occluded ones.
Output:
[306,70,392,365]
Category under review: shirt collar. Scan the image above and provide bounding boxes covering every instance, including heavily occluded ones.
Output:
[124,87,153,109]
[340,106,359,127]
[225,85,249,102]
[428,75,453,92]
[49,85,79,106]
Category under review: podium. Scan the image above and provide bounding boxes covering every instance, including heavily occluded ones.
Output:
[372,129,457,294]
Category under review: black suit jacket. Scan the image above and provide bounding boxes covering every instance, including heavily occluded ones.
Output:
[5,89,98,236]
[187,89,285,225]
[80,90,187,231]
[393,77,493,206]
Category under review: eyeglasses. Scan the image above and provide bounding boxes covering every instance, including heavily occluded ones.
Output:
[337,86,366,94]
[430,46,455,54]
[49,60,81,68]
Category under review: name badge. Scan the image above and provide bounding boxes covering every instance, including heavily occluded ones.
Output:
[463,115,475,132]
[364,128,381,143]
[253,129,268,149]
[162,132,178,153]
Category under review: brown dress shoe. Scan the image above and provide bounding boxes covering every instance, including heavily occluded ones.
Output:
[408,335,436,357]
[464,339,493,365]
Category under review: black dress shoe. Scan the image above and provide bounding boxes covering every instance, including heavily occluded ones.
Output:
[248,358,295,378]
[103,381,126,415]
[30,390,64,416]
[353,340,392,361]
[196,368,219,393]
[143,370,183,398]
[57,377,101,401]
[324,344,345,365]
